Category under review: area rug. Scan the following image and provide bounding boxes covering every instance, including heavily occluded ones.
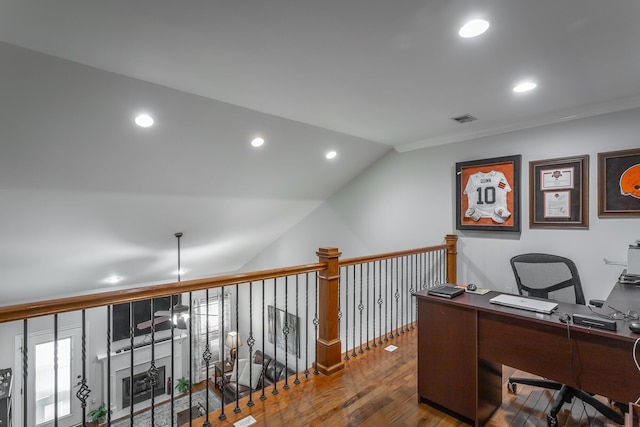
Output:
[110,388,221,427]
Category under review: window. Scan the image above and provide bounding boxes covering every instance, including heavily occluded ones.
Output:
[192,292,231,382]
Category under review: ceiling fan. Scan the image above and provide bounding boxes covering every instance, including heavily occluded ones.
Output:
[136,232,189,331]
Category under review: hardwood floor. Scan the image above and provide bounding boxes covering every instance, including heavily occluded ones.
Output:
[186,328,624,426]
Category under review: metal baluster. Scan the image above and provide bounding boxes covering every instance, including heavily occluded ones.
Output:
[171,232,181,427]
[260,279,268,399]
[432,251,437,286]
[358,263,364,354]
[148,299,158,427]
[283,277,290,390]
[54,314,59,427]
[444,248,449,283]
[107,306,112,425]
[76,310,91,426]
[170,295,175,427]
[313,275,320,375]
[248,281,256,406]
[403,256,408,333]
[272,279,279,395]
[405,255,410,332]
[304,273,310,379]
[428,252,432,287]
[402,256,407,335]
[233,284,241,414]
[22,320,28,427]
[410,254,416,330]
[294,275,301,384]
[377,260,383,345]
[436,250,441,284]
[397,257,401,333]
[365,262,371,351]
[351,265,357,358]
[129,302,134,425]
[420,252,426,290]
[203,289,213,424]
[372,261,376,348]
[395,257,400,337]
[441,249,445,283]
[342,266,348,361]
[189,291,196,423]
[170,298,175,427]
[218,287,228,425]
[384,259,390,342]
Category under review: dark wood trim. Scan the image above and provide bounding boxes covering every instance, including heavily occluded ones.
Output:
[315,247,344,376]
[0,235,458,332]
[0,263,323,323]
[339,243,448,267]
[446,234,458,283]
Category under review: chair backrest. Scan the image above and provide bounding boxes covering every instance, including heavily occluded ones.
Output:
[510,253,585,305]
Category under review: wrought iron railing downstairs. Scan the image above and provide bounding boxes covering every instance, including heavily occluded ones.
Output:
[0,235,456,426]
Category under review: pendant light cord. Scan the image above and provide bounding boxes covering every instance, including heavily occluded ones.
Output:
[175,232,183,282]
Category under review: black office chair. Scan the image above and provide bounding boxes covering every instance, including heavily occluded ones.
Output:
[507,253,624,427]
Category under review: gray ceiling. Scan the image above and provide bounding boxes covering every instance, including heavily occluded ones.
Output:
[1,0,639,305]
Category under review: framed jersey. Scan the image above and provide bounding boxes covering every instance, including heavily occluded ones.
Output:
[456,155,521,232]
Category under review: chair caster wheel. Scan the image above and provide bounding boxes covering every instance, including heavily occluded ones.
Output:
[547,415,558,427]
[507,382,517,394]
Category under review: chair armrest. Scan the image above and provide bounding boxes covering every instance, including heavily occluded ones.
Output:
[589,299,604,308]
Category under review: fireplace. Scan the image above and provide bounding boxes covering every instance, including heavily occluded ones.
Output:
[122,366,166,408]
[97,335,186,419]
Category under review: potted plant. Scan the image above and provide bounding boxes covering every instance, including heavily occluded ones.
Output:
[175,377,191,394]
[87,402,110,426]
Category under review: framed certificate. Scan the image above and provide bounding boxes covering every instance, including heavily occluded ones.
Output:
[529,155,588,228]
[544,190,571,218]
[540,167,573,190]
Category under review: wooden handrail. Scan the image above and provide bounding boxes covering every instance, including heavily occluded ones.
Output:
[0,235,458,324]
[339,243,448,267]
[0,263,324,323]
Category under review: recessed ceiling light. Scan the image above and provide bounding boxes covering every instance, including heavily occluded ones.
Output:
[326,151,337,160]
[458,19,490,38]
[105,276,123,284]
[173,268,187,276]
[513,81,537,93]
[134,113,154,128]
[251,137,265,147]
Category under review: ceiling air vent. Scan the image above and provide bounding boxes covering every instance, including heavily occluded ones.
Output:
[451,114,477,124]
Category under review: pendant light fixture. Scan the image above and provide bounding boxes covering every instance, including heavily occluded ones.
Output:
[172,232,189,328]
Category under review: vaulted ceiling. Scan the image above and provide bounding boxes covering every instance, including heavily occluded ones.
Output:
[1,0,639,305]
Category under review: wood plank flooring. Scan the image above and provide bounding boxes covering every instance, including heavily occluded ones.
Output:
[186,328,624,426]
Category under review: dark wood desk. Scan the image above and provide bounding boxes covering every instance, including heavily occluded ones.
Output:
[414,283,640,426]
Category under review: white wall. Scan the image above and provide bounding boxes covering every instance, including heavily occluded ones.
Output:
[244,107,640,302]
[1,106,637,418]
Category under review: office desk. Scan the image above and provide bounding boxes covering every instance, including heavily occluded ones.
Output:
[414,284,640,426]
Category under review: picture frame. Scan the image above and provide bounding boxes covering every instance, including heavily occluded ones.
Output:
[268,305,300,357]
[598,148,640,217]
[529,155,589,228]
[456,155,521,232]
